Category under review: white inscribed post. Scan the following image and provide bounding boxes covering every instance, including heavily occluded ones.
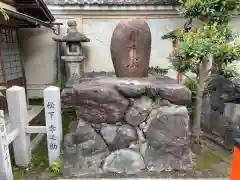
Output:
[0,110,13,180]
[44,86,62,166]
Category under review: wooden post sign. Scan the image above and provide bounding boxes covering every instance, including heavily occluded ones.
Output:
[7,86,31,167]
[44,86,62,166]
[0,110,13,180]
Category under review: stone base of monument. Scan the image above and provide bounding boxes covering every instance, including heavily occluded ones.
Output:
[60,73,194,177]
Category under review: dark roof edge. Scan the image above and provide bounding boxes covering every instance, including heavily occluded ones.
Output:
[4,8,54,28]
[38,0,55,21]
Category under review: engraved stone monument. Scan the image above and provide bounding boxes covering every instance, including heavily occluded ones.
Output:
[60,18,193,177]
[53,20,90,87]
[111,19,151,77]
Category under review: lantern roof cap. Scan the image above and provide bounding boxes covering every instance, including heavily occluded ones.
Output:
[53,20,90,43]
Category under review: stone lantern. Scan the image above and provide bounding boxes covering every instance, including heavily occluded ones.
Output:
[53,20,90,87]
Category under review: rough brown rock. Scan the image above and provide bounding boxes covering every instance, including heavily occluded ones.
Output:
[61,79,193,175]
[90,77,191,105]
[145,105,189,149]
[61,119,109,176]
[103,149,146,174]
[62,77,191,116]
[61,82,129,123]
[144,105,192,171]
[100,123,137,151]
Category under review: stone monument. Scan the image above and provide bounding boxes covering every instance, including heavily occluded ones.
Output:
[53,20,90,87]
[111,19,151,77]
[60,19,193,177]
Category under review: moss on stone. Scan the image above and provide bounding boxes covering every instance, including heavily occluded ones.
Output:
[195,149,231,170]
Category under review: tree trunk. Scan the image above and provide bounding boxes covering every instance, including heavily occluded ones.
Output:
[192,78,204,137]
[192,56,212,138]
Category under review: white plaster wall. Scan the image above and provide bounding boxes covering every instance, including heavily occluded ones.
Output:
[19,18,70,98]
[21,14,240,98]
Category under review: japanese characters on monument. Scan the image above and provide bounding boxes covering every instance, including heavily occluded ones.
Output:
[44,86,62,166]
[0,110,13,180]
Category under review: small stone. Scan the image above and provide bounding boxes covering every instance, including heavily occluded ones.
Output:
[100,123,137,151]
[129,142,138,149]
[103,149,145,174]
[144,105,192,171]
[61,119,109,176]
[125,96,152,126]
[139,123,146,130]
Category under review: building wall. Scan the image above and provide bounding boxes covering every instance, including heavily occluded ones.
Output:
[19,7,240,98]
[19,26,56,97]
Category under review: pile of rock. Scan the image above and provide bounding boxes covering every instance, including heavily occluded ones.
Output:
[201,76,240,148]
[61,76,193,177]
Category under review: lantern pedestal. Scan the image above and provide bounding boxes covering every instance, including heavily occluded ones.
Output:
[61,56,85,87]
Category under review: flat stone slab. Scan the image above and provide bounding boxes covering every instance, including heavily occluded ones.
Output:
[62,76,191,107]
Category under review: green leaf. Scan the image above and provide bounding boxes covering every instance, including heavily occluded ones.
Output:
[0,7,9,21]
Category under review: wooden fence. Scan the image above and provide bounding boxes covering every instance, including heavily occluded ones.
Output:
[0,86,62,180]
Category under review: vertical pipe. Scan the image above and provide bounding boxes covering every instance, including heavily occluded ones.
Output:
[55,41,59,82]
